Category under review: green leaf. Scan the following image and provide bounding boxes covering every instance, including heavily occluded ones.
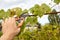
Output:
[41,3,51,13]
[26,16,37,25]
[29,3,51,17]
[54,0,60,4]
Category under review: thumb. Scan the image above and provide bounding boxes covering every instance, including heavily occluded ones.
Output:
[17,28,20,33]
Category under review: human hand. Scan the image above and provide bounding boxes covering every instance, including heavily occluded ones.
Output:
[0,17,25,40]
[1,17,20,40]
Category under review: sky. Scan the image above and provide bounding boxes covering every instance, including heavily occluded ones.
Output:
[0,0,60,25]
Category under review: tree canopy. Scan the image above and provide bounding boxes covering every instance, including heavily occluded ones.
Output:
[53,0,60,4]
[29,3,51,17]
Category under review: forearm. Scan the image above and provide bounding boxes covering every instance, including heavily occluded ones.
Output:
[0,33,14,40]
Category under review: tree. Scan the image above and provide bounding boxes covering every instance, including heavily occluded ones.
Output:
[26,16,37,26]
[22,9,28,13]
[36,22,41,31]
[48,9,60,25]
[40,3,51,13]
[53,0,60,4]
[0,9,5,19]
[29,4,41,17]
[10,7,22,17]
[29,3,51,17]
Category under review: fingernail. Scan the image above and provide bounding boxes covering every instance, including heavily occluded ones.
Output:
[18,28,20,31]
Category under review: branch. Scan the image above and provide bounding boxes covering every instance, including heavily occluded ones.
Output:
[44,12,60,15]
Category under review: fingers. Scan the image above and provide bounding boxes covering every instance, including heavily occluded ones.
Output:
[11,17,16,23]
[8,17,12,23]
[16,28,20,34]
[6,17,15,23]
[2,17,19,28]
[1,20,7,34]
[20,17,24,20]
[1,20,4,27]
[11,17,17,28]
[17,28,20,33]
[2,17,16,27]
[5,18,8,23]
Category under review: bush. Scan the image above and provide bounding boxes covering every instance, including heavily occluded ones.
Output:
[0,24,60,40]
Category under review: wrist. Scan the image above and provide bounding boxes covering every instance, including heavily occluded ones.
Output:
[0,33,14,40]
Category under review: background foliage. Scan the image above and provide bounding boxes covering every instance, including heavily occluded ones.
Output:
[0,0,60,40]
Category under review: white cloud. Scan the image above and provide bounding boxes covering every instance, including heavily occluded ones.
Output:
[0,0,59,10]
[0,0,52,10]
[9,3,27,9]
[3,0,17,3]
